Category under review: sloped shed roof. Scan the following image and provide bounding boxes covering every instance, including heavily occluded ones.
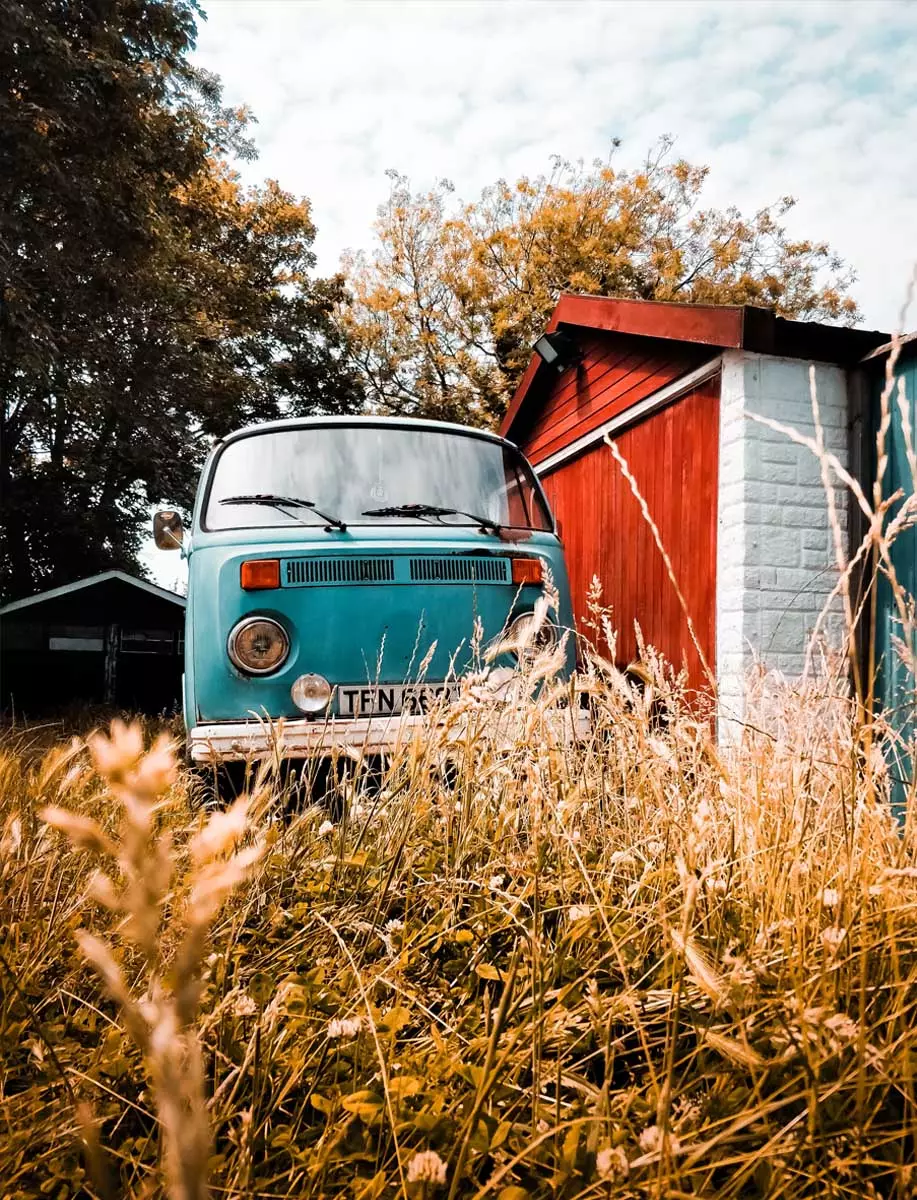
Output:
[501,295,890,443]
[0,570,185,619]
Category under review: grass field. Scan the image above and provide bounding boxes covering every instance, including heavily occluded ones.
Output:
[2,642,917,1200]
[3,334,916,1199]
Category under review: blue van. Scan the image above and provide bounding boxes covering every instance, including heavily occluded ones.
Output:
[153,416,585,765]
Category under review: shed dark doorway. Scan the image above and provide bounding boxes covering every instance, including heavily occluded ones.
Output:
[1,571,185,718]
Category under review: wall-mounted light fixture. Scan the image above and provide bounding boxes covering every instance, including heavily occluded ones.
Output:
[532,329,582,374]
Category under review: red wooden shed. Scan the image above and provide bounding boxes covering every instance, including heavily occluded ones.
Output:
[501,296,887,716]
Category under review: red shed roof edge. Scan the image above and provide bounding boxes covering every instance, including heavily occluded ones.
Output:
[501,294,890,441]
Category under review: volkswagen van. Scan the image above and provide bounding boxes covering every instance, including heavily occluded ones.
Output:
[153,416,585,765]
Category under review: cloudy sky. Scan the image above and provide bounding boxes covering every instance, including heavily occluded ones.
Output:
[193,0,917,331]
[145,0,917,589]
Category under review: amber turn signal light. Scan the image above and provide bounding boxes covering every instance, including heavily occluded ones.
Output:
[511,557,543,586]
[240,558,280,590]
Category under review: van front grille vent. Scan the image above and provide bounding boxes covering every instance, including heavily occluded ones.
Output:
[285,557,395,586]
[409,556,509,583]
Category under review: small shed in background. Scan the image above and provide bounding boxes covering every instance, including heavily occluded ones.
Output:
[502,295,892,726]
[0,570,185,717]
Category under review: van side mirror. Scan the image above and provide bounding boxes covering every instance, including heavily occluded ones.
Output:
[153,509,184,550]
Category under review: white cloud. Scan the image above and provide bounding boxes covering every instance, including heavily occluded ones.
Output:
[192,0,917,334]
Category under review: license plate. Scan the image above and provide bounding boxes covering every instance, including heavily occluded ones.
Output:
[335,682,461,717]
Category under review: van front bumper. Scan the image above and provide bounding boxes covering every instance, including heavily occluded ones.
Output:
[187,708,591,764]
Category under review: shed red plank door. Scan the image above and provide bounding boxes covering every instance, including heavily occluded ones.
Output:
[538,374,720,691]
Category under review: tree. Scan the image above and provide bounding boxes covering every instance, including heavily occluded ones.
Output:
[0,0,361,601]
[342,141,859,426]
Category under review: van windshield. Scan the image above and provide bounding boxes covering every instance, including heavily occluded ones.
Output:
[203,425,553,532]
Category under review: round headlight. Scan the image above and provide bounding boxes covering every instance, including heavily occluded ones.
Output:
[508,610,558,657]
[291,672,333,714]
[227,617,289,675]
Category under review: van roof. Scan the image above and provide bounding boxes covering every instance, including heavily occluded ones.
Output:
[220,414,517,450]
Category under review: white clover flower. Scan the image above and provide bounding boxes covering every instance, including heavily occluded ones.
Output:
[596,1145,629,1181]
[824,1012,859,1042]
[638,1124,681,1156]
[822,926,847,957]
[318,820,335,837]
[821,887,840,910]
[568,904,592,923]
[406,1149,447,1186]
[327,1015,362,1040]
[231,991,257,1018]
[638,1125,661,1153]
[488,874,505,891]
[384,917,404,934]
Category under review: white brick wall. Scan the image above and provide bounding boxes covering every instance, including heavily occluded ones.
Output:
[716,350,849,731]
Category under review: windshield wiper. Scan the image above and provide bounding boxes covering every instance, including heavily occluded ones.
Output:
[361,502,501,535]
[221,493,347,531]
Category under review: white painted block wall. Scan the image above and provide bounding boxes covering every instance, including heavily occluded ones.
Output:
[716,350,849,728]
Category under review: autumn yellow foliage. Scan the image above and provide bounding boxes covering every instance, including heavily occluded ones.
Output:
[343,140,858,425]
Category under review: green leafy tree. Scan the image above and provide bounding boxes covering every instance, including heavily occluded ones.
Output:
[343,142,859,425]
[0,0,361,601]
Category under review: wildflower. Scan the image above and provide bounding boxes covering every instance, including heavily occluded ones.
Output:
[568,904,592,922]
[822,926,847,957]
[638,1124,680,1156]
[318,820,335,837]
[327,1015,362,1040]
[231,991,258,1018]
[821,887,840,910]
[596,1145,629,1181]
[488,874,505,891]
[646,840,665,859]
[384,917,404,934]
[407,1149,447,1186]
[571,828,581,843]
[824,1012,859,1042]
[638,1125,661,1153]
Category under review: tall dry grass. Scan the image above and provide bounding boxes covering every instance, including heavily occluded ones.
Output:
[0,637,916,1198]
[2,310,917,1199]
